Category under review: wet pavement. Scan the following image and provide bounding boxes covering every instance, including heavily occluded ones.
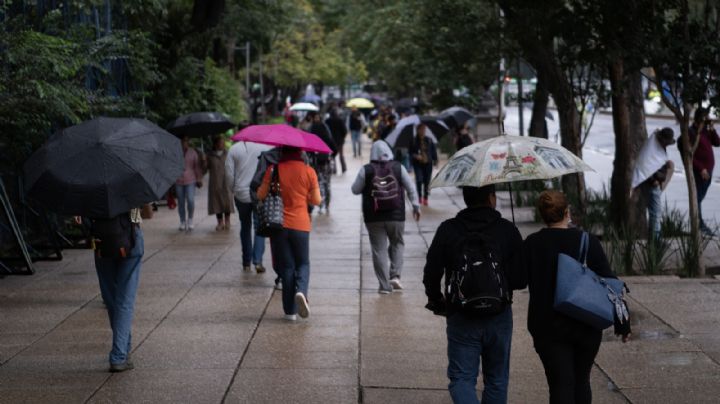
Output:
[1,140,720,403]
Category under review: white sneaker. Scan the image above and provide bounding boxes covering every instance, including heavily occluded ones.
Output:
[295,292,310,318]
[378,289,392,295]
[284,314,297,321]
[187,218,194,231]
[179,221,185,231]
[390,278,403,290]
[274,278,283,290]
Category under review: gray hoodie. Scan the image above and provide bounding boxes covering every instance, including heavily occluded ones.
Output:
[225,142,272,203]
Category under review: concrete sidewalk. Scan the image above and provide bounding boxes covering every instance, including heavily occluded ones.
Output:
[1,140,720,403]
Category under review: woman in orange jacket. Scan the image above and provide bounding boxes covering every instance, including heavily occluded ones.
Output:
[258,146,321,321]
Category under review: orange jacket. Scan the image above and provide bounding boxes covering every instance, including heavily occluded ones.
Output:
[258,159,321,232]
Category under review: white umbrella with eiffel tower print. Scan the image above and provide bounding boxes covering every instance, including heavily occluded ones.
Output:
[430,134,593,189]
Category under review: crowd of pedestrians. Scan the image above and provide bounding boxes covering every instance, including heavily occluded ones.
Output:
[81,98,640,404]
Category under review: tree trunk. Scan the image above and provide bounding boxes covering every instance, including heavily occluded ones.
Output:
[529,75,549,138]
[553,79,587,217]
[608,61,648,232]
[225,37,237,76]
[679,116,704,276]
[191,0,226,32]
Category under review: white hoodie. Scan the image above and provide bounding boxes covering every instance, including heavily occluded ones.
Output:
[225,142,272,203]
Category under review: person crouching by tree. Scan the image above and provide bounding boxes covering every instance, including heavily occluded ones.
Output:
[631,127,675,240]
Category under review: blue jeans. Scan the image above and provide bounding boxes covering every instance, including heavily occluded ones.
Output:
[642,183,662,239]
[446,307,513,404]
[235,199,265,267]
[271,229,310,315]
[95,227,144,365]
[175,184,196,222]
[351,130,361,157]
[694,169,713,228]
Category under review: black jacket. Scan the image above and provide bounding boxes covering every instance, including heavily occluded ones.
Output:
[325,116,348,146]
[523,228,630,340]
[423,207,526,316]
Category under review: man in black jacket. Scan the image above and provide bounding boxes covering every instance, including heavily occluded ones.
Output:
[423,185,526,404]
[308,112,337,214]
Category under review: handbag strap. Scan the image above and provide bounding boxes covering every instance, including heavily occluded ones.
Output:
[270,165,280,195]
[578,231,589,266]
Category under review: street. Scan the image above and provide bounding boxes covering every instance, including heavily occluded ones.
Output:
[504,106,720,226]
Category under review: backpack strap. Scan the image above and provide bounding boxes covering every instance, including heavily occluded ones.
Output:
[578,231,589,266]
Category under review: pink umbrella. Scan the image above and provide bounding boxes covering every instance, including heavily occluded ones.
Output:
[231,124,332,154]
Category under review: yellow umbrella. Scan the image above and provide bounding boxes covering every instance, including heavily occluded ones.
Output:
[346,97,374,109]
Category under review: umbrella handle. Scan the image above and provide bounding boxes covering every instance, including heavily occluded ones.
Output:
[508,182,516,224]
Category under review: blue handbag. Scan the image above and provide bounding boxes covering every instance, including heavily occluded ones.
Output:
[554,232,628,330]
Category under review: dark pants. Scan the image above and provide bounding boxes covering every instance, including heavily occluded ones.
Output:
[533,330,602,404]
[694,169,713,228]
[413,162,433,198]
[234,199,265,267]
[271,228,310,315]
[446,308,513,404]
[335,143,347,173]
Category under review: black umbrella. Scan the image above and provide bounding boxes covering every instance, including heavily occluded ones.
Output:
[385,115,449,149]
[167,112,235,138]
[439,106,475,128]
[24,117,184,218]
[420,116,451,138]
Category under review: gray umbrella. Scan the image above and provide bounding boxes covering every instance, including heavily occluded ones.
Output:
[24,117,184,218]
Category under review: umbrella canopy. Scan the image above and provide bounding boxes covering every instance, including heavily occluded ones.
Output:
[289,102,319,112]
[299,94,321,103]
[439,106,475,128]
[231,124,332,154]
[24,117,184,218]
[167,111,234,138]
[346,97,375,109]
[431,135,593,188]
[384,115,448,148]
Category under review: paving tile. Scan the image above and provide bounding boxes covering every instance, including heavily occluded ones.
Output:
[89,369,233,404]
[225,368,357,404]
[362,387,451,404]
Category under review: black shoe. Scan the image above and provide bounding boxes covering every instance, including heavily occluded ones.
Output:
[109,360,134,373]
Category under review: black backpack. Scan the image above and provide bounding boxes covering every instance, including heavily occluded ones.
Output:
[368,162,403,212]
[447,224,509,316]
[91,214,135,258]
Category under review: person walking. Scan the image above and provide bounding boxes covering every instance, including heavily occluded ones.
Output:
[257,146,321,321]
[175,136,204,231]
[83,206,151,372]
[523,190,630,404]
[423,185,526,404]
[326,107,348,174]
[207,136,235,231]
[689,107,720,235]
[226,140,272,272]
[410,124,438,206]
[631,128,675,240]
[454,122,474,152]
[347,106,367,157]
[351,141,420,294]
[308,112,337,214]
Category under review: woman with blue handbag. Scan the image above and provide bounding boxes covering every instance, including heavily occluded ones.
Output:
[523,190,630,404]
